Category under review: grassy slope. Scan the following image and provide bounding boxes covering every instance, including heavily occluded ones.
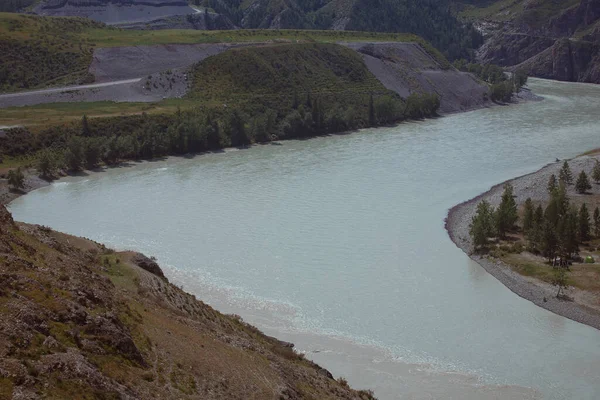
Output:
[0,12,450,128]
[0,42,397,129]
[0,12,101,92]
[0,12,448,87]
[0,99,190,128]
[0,206,375,399]
[188,43,390,111]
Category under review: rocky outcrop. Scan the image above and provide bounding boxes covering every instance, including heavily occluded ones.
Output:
[510,39,600,83]
[0,208,375,399]
[475,0,600,83]
[131,252,166,280]
[0,204,15,228]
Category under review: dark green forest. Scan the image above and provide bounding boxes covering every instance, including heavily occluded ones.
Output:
[200,0,482,60]
[0,0,36,12]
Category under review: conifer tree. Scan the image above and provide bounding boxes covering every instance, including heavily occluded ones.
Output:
[594,207,600,238]
[575,170,592,194]
[547,174,557,195]
[523,198,534,233]
[593,160,600,184]
[495,183,518,239]
[579,203,591,242]
[534,205,544,227]
[559,161,573,185]
[541,221,558,263]
[526,204,545,253]
[469,200,495,251]
[557,206,579,260]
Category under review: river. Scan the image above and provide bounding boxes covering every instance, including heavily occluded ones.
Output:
[9,79,600,399]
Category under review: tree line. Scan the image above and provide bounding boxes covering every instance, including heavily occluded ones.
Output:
[1,90,441,181]
[200,0,483,61]
[469,160,600,297]
[453,60,528,102]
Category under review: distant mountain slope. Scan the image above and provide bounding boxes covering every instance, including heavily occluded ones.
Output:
[203,0,483,60]
[455,0,600,82]
[24,0,483,60]
[0,0,37,12]
[34,0,196,24]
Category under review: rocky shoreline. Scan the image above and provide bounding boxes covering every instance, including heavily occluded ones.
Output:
[446,154,600,331]
[0,169,49,205]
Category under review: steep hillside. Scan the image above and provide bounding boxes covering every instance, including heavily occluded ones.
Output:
[455,0,600,83]
[25,0,482,60]
[0,13,101,92]
[0,204,376,399]
[205,0,484,60]
[0,0,37,12]
[345,43,489,113]
[33,0,196,24]
[187,43,391,111]
[0,12,449,93]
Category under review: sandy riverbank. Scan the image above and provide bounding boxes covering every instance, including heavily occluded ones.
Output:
[446,154,600,331]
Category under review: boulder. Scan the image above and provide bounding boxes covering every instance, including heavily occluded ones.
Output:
[131,252,166,279]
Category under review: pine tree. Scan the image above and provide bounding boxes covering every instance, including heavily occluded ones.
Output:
[523,198,534,233]
[469,200,495,251]
[575,170,592,194]
[579,203,591,242]
[595,207,600,238]
[534,205,544,227]
[592,160,600,184]
[541,221,558,263]
[495,183,518,239]
[526,204,545,253]
[557,206,579,260]
[559,161,573,185]
[547,174,557,195]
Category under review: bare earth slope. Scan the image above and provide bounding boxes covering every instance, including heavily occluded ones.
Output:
[0,44,234,108]
[0,204,376,399]
[344,42,490,114]
[0,42,490,114]
[446,155,600,331]
[90,43,231,82]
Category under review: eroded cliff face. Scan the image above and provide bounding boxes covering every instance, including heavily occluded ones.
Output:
[475,0,600,83]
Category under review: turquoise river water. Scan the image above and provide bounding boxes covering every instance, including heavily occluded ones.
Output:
[9,79,600,399]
